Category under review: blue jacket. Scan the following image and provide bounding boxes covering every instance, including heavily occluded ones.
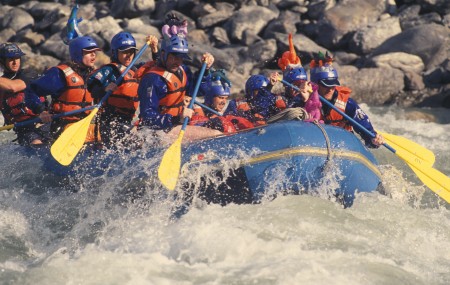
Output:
[138,64,211,130]
[322,91,378,148]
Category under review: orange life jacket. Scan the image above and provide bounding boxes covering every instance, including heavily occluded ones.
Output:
[146,66,187,117]
[134,61,156,80]
[51,64,93,121]
[105,63,139,117]
[321,86,353,131]
[4,91,38,122]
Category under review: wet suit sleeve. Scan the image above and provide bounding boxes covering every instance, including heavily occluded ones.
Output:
[345,98,379,148]
[138,72,175,130]
[25,67,67,114]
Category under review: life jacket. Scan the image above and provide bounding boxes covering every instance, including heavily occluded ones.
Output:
[105,63,139,118]
[51,64,93,121]
[223,114,255,131]
[146,66,187,117]
[4,91,38,122]
[134,61,156,80]
[274,95,287,110]
[190,113,237,134]
[321,86,353,131]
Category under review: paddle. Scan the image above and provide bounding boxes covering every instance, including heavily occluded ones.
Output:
[158,61,208,191]
[50,40,151,166]
[0,105,98,132]
[194,100,222,116]
[281,79,450,204]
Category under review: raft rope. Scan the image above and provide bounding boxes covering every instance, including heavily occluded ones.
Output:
[266,107,309,123]
[313,120,333,170]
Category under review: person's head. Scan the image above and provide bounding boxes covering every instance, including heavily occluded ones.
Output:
[245,75,270,100]
[111,32,137,66]
[283,67,308,97]
[69,36,101,67]
[160,34,191,73]
[204,75,231,112]
[0,42,25,72]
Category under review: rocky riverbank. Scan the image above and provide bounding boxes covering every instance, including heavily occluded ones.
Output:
[1,0,449,109]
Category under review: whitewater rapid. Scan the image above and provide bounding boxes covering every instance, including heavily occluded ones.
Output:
[1,105,449,285]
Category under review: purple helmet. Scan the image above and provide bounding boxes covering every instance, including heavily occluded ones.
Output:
[245,75,269,98]
[0,43,25,59]
[310,64,340,87]
[69,36,101,64]
[111,32,137,61]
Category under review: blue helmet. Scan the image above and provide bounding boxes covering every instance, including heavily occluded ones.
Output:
[69,36,101,64]
[284,67,307,83]
[111,32,136,61]
[310,64,340,87]
[204,77,231,106]
[0,43,25,59]
[160,34,191,62]
[245,75,269,98]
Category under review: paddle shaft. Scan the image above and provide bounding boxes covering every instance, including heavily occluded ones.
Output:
[193,100,222,116]
[181,62,208,129]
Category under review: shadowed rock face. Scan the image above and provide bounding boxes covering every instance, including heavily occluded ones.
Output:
[1,0,449,108]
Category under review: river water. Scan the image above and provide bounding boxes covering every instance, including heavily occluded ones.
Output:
[0,105,449,285]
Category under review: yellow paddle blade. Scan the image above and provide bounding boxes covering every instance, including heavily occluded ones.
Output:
[395,148,450,204]
[379,132,435,167]
[0,124,14,131]
[158,130,185,191]
[50,108,98,166]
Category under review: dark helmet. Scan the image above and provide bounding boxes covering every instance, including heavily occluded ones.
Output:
[160,34,191,62]
[69,36,101,64]
[284,67,307,83]
[310,65,339,87]
[245,75,269,98]
[110,32,137,61]
[0,43,26,59]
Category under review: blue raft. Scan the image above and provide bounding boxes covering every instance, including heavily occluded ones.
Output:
[35,120,382,207]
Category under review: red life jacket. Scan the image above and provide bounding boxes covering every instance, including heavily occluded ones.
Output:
[4,91,37,122]
[223,114,254,131]
[105,63,139,117]
[321,86,353,131]
[146,66,187,117]
[274,95,287,110]
[51,64,93,121]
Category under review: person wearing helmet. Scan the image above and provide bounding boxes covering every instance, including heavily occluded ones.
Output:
[270,33,322,122]
[238,74,287,124]
[0,42,51,146]
[86,32,158,149]
[191,70,254,133]
[26,36,102,141]
[310,52,384,147]
[138,14,221,141]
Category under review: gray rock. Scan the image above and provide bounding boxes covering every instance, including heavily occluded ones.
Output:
[1,7,34,32]
[229,6,279,43]
[371,52,424,74]
[349,16,401,55]
[110,0,156,19]
[372,24,450,71]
